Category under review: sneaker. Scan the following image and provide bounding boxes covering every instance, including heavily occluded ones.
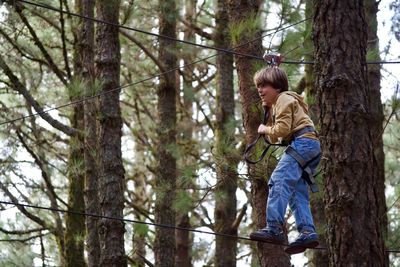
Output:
[285,230,319,255]
[249,228,284,244]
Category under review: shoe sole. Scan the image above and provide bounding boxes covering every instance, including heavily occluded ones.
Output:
[249,233,284,245]
[285,240,319,255]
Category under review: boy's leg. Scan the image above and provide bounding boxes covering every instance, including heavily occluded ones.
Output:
[285,138,321,254]
[249,152,301,243]
[288,178,315,233]
[265,152,301,229]
[288,137,320,232]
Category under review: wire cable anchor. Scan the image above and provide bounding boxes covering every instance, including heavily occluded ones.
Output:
[263,52,283,67]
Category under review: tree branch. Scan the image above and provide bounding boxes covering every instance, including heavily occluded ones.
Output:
[231,203,247,231]
[0,27,49,66]
[0,227,45,235]
[29,9,62,32]
[0,55,79,136]
[16,130,67,210]
[180,18,213,40]
[15,4,68,86]
[59,0,72,79]
[0,232,48,243]
[120,29,166,74]
[127,254,154,267]
[0,182,48,228]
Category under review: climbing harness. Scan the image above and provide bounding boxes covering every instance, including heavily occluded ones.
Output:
[243,108,286,164]
[243,108,320,193]
[244,53,320,192]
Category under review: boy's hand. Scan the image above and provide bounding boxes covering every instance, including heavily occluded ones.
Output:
[258,124,268,134]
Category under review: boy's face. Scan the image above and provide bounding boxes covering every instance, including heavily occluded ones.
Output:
[257,84,280,107]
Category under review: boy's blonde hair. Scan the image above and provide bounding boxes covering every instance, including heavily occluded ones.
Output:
[253,67,288,92]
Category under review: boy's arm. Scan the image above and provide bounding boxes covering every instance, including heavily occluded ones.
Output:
[263,94,295,141]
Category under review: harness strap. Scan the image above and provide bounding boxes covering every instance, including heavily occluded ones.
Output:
[284,146,320,193]
[292,126,317,139]
[245,108,283,164]
[244,135,272,164]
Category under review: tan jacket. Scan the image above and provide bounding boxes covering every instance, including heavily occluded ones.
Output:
[264,91,318,143]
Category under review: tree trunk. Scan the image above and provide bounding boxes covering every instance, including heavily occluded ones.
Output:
[313,1,388,266]
[95,1,127,266]
[64,1,87,266]
[75,0,101,266]
[175,1,195,266]
[214,0,238,266]
[227,1,291,266]
[304,2,328,266]
[365,0,388,242]
[131,144,148,267]
[154,0,178,265]
[64,102,86,267]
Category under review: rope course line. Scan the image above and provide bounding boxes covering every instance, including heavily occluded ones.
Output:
[0,15,311,126]
[1,200,400,253]
[12,0,400,65]
[13,0,293,61]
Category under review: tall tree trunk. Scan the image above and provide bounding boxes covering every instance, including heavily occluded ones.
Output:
[304,2,328,266]
[132,170,149,267]
[214,0,238,266]
[175,1,195,266]
[131,143,148,267]
[64,98,86,267]
[227,1,291,266]
[64,1,86,266]
[313,1,388,266]
[75,0,101,266]
[95,1,126,266]
[365,0,388,242]
[154,0,178,265]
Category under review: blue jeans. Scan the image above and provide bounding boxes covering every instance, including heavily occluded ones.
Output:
[266,137,321,233]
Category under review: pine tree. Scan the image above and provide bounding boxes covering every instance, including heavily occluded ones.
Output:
[154,0,178,265]
[227,1,290,266]
[74,0,100,266]
[95,1,127,265]
[214,0,238,266]
[313,1,388,265]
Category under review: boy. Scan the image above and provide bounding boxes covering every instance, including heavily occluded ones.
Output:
[249,67,321,255]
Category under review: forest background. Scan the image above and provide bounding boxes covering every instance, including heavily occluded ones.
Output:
[0,0,400,267]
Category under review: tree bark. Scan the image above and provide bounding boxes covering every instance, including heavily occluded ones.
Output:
[154,0,178,266]
[75,0,100,266]
[365,0,388,242]
[214,0,238,266]
[313,1,388,266]
[175,1,196,266]
[304,2,328,266]
[227,1,291,266]
[64,96,86,267]
[95,1,127,266]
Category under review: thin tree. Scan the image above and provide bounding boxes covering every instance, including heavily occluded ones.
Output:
[313,1,388,266]
[214,0,239,266]
[75,0,100,266]
[95,0,127,266]
[175,1,196,266]
[65,2,86,264]
[154,0,178,265]
[227,1,290,266]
